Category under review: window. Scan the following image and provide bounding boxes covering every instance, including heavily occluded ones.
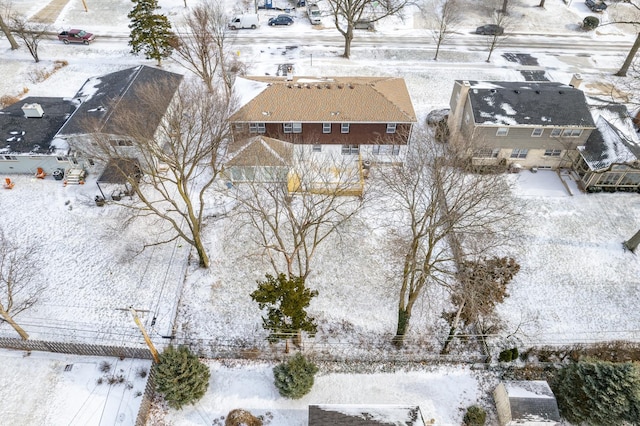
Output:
[249,123,266,134]
[2,155,17,161]
[562,129,582,137]
[510,148,528,159]
[341,144,359,155]
[323,123,331,134]
[496,127,509,136]
[312,144,322,152]
[283,122,302,133]
[341,123,350,134]
[234,123,245,131]
[531,128,543,137]
[550,128,562,137]
[386,123,397,134]
[473,148,499,158]
[544,149,562,157]
[373,145,401,155]
[109,139,133,147]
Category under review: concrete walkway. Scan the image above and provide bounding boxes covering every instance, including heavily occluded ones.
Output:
[31,0,72,24]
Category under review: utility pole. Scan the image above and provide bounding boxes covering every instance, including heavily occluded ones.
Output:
[129,307,160,363]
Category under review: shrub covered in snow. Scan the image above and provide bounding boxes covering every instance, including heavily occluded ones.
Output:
[463,405,486,426]
[154,345,210,409]
[273,353,318,399]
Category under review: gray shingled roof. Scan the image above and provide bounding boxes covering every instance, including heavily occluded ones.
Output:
[58,65,183,138]
[503,381,561,424]
[230,76,417,123]
[308,404,425,426]
[0,97,76,155]
[464,80,594,127]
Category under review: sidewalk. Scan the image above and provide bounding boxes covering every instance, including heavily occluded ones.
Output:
[31,0,72,24]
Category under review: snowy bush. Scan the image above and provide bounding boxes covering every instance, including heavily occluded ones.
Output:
[498,347,518,362]
[463,405,486,426]
[553,360,640,425]
[583,16,599,30]
[272,353,318,399]
[153,345,211,410]
[225,408,263,426]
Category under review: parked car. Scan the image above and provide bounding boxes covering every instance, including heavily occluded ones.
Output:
[268,15,294,26]
[58,29,95,44]
[228,14,259,30]
[585,0,607,12]
[475,24,504,36]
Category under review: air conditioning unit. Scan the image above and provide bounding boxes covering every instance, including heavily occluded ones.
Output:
[22,103,44,118]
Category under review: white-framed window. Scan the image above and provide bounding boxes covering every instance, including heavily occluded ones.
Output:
[386,123,397,134]
[544,149,562,157]
[233,123,245,131]
[496,127,509,136]
[510,148,528,159]
[312,144,322,152]
[373,145,401,155]
[109,139,133,147]
[341,123,350,134]
[283,122,302,133]
[341,144,359,155]
[562,129,582,137]
[2,155,17,161]
[531,128,543,137]
[323,123,332,134]
[249,123,266,134]
[473,148,500,158]
[550,128,562,137]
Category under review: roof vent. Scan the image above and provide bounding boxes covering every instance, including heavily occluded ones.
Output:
[337,84,344,89]
[490,89,496,93]
[325,84,331,89]
[514,90,520,94]
[558,90,564,94]
[21,103,44,118]
[535,90,540,94]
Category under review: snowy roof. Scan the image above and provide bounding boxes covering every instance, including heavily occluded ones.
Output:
[225,135,294,167]
[579,105,640,171]
[0,97,76,155]
[498,381,561,424]
[57,66,183,138]
[230,76,417,123]
[308,404,425,425]
[462,80,594,127]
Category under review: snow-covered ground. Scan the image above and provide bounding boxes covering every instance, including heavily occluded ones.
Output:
[1,0,640,424]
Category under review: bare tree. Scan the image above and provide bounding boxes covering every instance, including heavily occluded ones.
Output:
[0,230,43,340]
[326,0,411,58]
[0,2,20,50]
[484,11,509,63]
[171,1,242,95]
[375,128,520,348]
[81,80,232,268]
[616,31,640,77]
[441,256,520,354]
[425,0,462,61]
[232,150,366,279]
[10,15,48,62]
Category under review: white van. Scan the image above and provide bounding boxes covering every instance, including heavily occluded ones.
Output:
[228,14,260,30]
[307,3,321,25]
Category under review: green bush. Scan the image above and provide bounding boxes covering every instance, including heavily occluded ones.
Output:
[499,348,513,362]
[583,16,599,30]
[511,347,519,361]
[463,405,486,426]
[273,353,318,399]
[153,345,210,410]
[553,360,640,425]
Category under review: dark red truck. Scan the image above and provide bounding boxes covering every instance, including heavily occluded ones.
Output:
[58,29,95,45]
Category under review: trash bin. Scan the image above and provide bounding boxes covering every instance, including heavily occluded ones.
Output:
[53,168,65,180]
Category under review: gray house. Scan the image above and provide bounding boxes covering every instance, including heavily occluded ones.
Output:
[0,97,77,175]
[574,107,640,192]
[493,381,561,426]
[448,76,596,171]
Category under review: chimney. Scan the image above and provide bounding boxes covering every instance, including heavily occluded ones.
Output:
[448,80,472,143]
[569,73,582,89]
[22,103,44,118]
